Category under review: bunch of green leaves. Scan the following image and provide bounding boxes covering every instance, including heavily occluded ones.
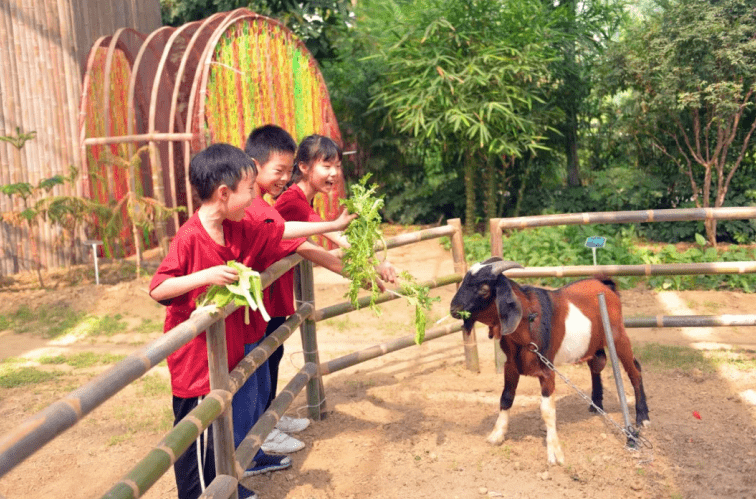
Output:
[196,261,270,323]
[397,271,440,345]
[340,174,385,312]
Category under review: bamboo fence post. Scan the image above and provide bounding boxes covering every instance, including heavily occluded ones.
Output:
[489,218,507,372]
[449,218,479,372]
[489,218,503,258]
[0,0,19,274]
[205,320,239,499]
[295,260,326,420]
[199,475,237,499]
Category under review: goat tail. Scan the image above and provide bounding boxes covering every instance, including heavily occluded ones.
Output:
[594,273,619,296]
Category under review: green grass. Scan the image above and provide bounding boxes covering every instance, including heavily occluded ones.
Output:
[0,366,57,388]
[635,343,756,373]
[38,352,127,368]
[0,305,128,338]
[134,318,161,335]
[138,373,171,397]
[635,343,714,372]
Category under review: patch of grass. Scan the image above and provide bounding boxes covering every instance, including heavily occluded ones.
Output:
[38,352,126,368]
[87,314,128,337]
[0,304,87,338]
[0,365,57,388]
[323,316,353,333]
[706,349,756,371]
[134,318,161,335]
[138,373,171,397]
[635,343,714,373]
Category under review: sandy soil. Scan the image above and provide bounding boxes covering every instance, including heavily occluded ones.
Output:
[1,234,756,499]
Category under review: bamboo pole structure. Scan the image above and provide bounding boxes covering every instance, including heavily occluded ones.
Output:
[297,260,326,421]
[501,261,756,279]
[314,273,462,322]
[100,388,232,499]
[492,206,756,232]
[83,133,198,146]
[448,218,479,372]
[206,320,239,499]
[320,322,464,375]
[199,475,238,499]
[624,315,756,328]
[235,363,317,474]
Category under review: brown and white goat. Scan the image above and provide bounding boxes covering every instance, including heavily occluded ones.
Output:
[450,257,649,464]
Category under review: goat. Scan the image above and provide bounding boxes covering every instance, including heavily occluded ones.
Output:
[450,257,649,464]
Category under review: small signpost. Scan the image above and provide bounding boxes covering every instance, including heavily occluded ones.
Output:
[585,236,606,266]
[83,240,103,285]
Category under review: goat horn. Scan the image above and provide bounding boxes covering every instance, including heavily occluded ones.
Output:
[490,260,524,275]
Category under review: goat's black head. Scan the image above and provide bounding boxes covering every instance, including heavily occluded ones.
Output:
[450,257,524,336]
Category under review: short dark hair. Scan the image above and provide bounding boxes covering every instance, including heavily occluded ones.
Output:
[189,143,256,202]
[288,134,342,187]
[244,124,297,166]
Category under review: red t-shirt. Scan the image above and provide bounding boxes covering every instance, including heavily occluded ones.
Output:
[149,212,281,398]
[243,197,305,341]
[271,184,323,317]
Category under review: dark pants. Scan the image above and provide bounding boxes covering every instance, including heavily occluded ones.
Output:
[264,316,287,410]
[173,394,257,499]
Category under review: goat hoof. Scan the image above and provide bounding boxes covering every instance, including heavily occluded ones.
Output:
[641,419,651,428]
[486,432,505,446]
[588,404,602,413]
[547,448,565,466]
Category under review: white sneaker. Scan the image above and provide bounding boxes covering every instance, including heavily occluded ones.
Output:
[261,428,305,454]
[276,415,310,433]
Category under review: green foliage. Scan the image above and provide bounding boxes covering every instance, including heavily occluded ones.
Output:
[197,261,269,322]
[634,343,714,373]
[0,305,87,338]
[340,174,385,311]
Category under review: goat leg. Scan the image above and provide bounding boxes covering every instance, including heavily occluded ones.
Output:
[487,361,519,445]
[588,349,607,413]
[539,372,564,465]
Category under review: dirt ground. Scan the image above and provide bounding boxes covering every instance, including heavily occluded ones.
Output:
[1,233,756,499]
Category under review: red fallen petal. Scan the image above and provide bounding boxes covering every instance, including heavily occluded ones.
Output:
[693,411,701,419]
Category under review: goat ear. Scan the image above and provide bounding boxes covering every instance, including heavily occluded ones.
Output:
[494,277,523,335]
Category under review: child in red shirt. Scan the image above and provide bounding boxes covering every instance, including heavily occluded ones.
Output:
[150,143,267,499]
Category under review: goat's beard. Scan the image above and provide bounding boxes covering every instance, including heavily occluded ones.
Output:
[462,318,475,334]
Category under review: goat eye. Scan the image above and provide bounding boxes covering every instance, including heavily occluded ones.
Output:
[478,284,491,298]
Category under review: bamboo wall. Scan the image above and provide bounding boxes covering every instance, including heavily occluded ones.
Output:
[0,0,160,276]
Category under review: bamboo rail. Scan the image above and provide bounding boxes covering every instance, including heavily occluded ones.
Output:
[500,262,756,278]
[625,315,756,328]
[320,322,464,375]
[235,363,317,474]
[101,388,232,499]
[83,133,198,146]
[313,273,462,322]
[199,475,237,499]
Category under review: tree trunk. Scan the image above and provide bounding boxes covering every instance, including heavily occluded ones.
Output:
[464,154,476,234]
[563,0,581,187]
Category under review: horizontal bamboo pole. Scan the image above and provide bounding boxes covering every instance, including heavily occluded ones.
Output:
[502,261,756,279]
[101,388,232,499]
[0,305,226,478]
[625,315,756,328]
[494,206,756,230]
[235,363,317,473]
[83,132,197,146]
[228,303,312,394]
[314,273,463,322]
[320,322,464,375]
[199,475,238,499]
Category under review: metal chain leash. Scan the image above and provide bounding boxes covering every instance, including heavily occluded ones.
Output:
[527,342,653,451]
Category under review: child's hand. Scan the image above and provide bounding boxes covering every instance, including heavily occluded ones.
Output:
[375,261,397,283]
[333,207,358,231]
[204,265,239,286]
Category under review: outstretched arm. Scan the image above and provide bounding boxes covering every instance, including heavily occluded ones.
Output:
[282,208,357,239]
[295,240,387,291]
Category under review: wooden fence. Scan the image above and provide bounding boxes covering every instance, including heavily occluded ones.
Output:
[0,219,471,499]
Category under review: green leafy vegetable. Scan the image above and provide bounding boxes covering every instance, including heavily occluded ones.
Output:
[340,174,385,312]
[197,261,270,323]
[458,310,471,320]
[340,175,439,345]
[397,272,441,345]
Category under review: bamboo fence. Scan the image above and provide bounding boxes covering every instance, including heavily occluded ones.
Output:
[0,0,160,275]
[0,220,473,499]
